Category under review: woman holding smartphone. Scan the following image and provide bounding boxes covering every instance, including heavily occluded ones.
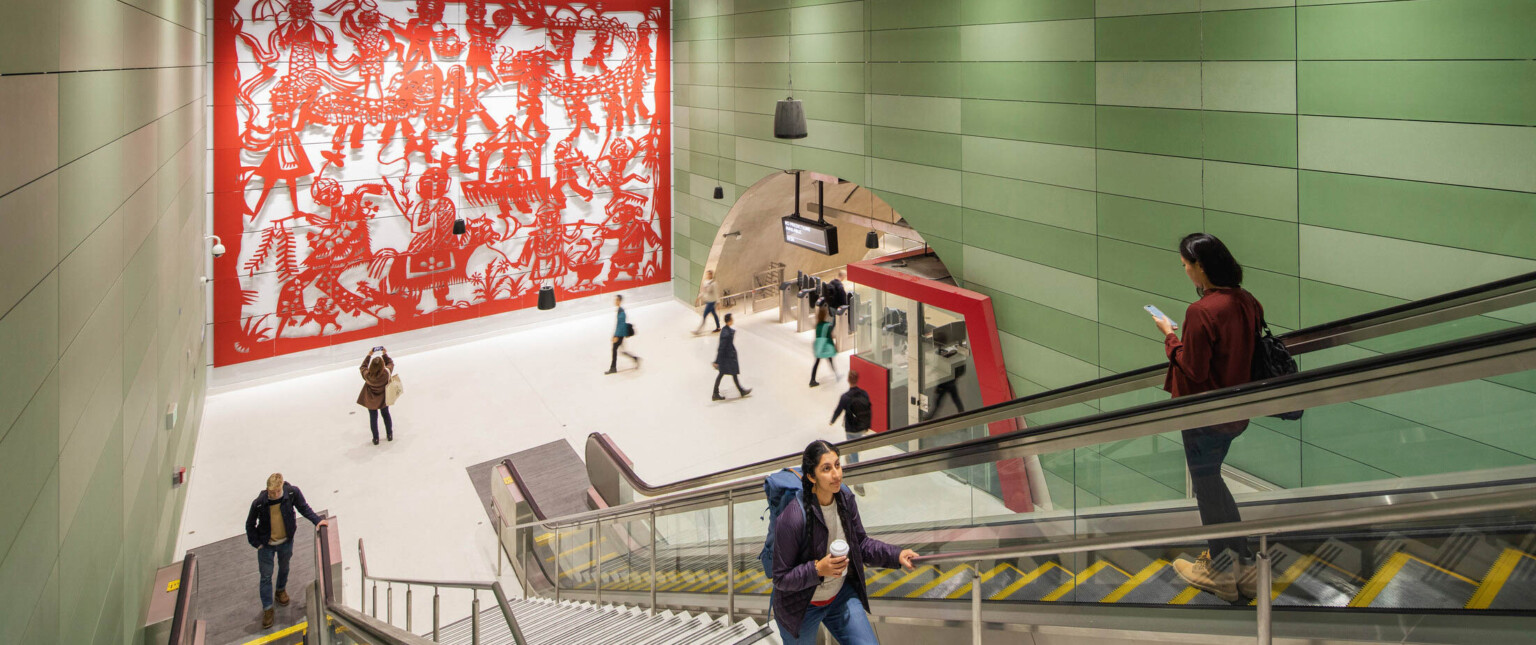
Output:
[1153,233,1264,601]
[357,347,394,445]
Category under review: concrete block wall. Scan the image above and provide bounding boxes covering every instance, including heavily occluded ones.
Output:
[0,1,209,643]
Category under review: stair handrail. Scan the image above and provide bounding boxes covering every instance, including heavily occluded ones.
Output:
[909,486,1536,645]
[355,537,529,645]
[513,319,1536,531]
[582,270,1536,500]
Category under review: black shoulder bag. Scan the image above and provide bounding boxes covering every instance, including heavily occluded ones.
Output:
[1251,317,1303,420]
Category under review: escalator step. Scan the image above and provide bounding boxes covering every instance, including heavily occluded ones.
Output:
[1271,554,1364,608]
[1468,549,1536,610]
[946,564,1027,600]
[990,562,1074,602]
[1042,560,1132,603]
[1102,560,1182,604]
[909,565,975,599]
[872,566,941,598]
[1351,552,1477,609]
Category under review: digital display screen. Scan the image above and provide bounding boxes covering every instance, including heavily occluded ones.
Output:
[782,216,839,255]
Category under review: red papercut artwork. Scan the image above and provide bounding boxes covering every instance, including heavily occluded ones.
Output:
[212,0,670,366]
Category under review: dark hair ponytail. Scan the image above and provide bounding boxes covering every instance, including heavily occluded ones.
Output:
[1178,233,1244,288]
[800,439,840,492]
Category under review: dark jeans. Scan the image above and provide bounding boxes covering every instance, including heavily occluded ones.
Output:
[811,357,836,382]
[921,379,964,421]
[714,372,745,396]
[700,301,720,329]
[368,406,393,441]
[257,539,295,609]
[610,338,636,371]
[1182,426,1252,561]
[845,430,867,464]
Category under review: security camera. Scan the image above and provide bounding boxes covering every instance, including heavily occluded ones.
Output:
[206,235,226,258]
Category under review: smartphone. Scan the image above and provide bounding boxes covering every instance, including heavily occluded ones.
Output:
[372,345,385,352]
[1145,305,1177,330]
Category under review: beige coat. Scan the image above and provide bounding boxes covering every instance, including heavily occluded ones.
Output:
[357,354,394,409]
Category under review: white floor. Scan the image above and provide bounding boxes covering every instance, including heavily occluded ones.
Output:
[178,299,869,632]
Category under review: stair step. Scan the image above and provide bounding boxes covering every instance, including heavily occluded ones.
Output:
[1351,552,1478,609]
[1468,548,1536,610]
[991,562,1074,601]
[1042,560,1132,602]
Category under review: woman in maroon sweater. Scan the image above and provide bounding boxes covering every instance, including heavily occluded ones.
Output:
[1152,233,1263,602]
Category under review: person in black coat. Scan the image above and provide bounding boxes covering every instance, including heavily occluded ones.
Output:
[245,474,324,628]
[712,314,751,400]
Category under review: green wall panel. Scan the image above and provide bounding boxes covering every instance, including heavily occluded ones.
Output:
[680,0,1536,511]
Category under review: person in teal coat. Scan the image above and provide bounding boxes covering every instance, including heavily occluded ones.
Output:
[810,304,839,386]
[607,294,640,374]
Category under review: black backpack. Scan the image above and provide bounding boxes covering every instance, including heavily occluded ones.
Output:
[1251,317,1302,420]
[845,390,872,431]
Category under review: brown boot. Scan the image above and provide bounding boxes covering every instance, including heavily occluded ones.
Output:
[262,608,275,629]
[1172,551,1239,602]
[275,589,290,606]
[1236,558,1262,600]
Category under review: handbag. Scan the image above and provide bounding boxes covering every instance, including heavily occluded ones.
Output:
[385,373,404,406]
[625,322,636,337]
[1251,317,1302,420]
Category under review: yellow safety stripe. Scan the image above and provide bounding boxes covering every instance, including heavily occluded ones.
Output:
[907,565,973,598]
[1466,549,1529,610]
[1350,553,1412,608]
[872,566,939,597]
[989,562,1070,601]
[1168,587,1203,605]
[556,550,622,578]
[1042,560,1129,602]
[240,621,308,645]
[1101,560,1170,604]
[946,563,1023,600]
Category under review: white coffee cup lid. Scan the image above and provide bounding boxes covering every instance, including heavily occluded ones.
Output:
[829,539,849,556]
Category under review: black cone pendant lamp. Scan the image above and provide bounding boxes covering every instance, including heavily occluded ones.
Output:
[774,97,807,139]
[537,285,556,310]
[713,186,725,199]
[452,217,467,235]
[866,230,880,249]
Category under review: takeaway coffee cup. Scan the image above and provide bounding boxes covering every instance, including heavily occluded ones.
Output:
[829,539,850,577]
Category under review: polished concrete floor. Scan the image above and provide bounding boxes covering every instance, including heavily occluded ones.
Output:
[177,299,880,637]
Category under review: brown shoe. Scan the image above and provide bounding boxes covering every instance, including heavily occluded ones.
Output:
[275,589,290,606]
[1235,559,1262,600]
[262,608,275,629]
[1173,551,1239,602]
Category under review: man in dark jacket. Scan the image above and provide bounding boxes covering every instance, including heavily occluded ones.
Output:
[711,314,751,400]
[830,371,873,469]
[245,473,324,628]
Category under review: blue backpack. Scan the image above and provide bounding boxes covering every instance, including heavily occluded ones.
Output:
[758,468,849,580]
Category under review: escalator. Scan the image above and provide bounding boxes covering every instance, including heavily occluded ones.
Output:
[484,272,1536,643]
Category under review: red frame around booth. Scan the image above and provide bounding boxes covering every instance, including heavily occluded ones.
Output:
[846,249,1033,513]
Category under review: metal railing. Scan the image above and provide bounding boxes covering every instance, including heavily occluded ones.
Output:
[356,538,528,645]
[582,270,1536,500]
[911,486,1536,645]
[165,554,203,645]
[517,317,1536,533]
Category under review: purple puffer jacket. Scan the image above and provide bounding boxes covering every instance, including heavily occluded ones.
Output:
[771,488,903,639]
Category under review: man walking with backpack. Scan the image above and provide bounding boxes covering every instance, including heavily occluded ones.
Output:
[830,372,873,494]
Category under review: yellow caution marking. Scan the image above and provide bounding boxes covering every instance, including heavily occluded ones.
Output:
[1466,549,1530,610]
[946,563,1023,600]
[872,566,939,598]
[1101,560,1169,604]
[907,565,972,599]
[1169,587,1202,605]
[1352,552,1476,608]
[989,562,1069,601]
[239,621,307,645]
[1042,560,1129,602]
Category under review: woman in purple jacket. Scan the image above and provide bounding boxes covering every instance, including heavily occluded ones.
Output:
[772,440,918,644]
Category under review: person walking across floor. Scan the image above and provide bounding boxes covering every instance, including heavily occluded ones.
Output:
[772,440,919,644]
[712,313,751,400]
[695,269,722,334]
[809,305,840,386]
[246,473,324,629]
[1156,233,1265,602]
[830,372,873,494]
[357,347,394,445]
[607,294,640,374]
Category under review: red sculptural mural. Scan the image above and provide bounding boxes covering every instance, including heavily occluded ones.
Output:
[212,0,671,366]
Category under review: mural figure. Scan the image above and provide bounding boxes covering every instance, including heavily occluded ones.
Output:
[214,0,670,366]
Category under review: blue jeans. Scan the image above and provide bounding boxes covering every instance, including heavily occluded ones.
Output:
[257,540,295,609]
[777,586,879,645]
[700,301,720,329]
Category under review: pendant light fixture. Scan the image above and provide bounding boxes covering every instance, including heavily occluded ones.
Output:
[774,64,807,139]
[865,230,880,249]
[713,55,726,200]
[452,217,467,235]
[537,285,556,310]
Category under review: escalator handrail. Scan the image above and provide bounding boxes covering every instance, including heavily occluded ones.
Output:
[165,553,197,645]
[911,486,1535,566]
[582,271,1536,500]
[512,319,1536,531]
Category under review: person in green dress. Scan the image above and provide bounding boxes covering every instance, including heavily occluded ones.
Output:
[810,304,839,386]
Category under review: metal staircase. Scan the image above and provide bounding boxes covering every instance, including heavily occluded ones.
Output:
[432,598,777,645]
